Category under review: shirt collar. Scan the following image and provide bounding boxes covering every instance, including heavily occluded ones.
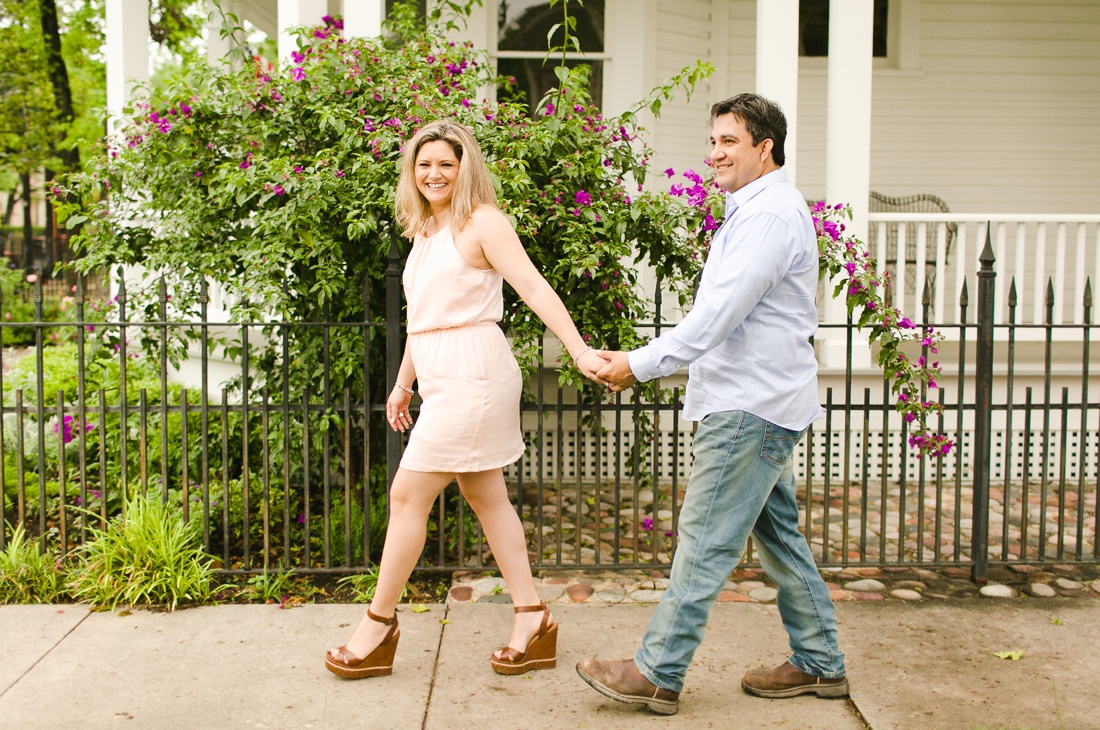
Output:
[727,167,789,212]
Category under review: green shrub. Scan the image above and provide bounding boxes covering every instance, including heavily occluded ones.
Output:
[337,565,406,604]
[0,523,65,603]
[239,568,296,603]
[67,492,219,610]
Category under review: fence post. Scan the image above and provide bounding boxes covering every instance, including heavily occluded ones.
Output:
[385,236,403,488]
[971,227,996,583]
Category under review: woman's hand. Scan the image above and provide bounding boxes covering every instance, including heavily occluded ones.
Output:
[387,386,414,432]
[575,349,612,386]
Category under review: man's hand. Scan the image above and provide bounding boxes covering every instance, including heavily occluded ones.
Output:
[595,350,638,392]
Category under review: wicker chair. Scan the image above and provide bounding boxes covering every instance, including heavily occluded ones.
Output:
[867,192,957,305]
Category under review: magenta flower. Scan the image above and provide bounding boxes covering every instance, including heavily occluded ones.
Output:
[574,190,592,206]
[642,517,653,531]
[664,167,675,178]
[291,66,306,81]
[273,184,286,196]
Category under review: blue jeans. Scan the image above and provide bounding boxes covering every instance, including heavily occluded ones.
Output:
[634,410,846,692]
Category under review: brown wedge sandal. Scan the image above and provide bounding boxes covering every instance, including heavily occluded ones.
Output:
[325,609,400,679]
[490,602,558,676]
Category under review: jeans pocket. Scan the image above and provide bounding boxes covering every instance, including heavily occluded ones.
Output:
[760,422,803,465]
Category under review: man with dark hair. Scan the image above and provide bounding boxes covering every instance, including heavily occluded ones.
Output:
[576,93,848,715]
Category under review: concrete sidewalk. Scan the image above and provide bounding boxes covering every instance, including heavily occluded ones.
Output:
[1,599,1097,729]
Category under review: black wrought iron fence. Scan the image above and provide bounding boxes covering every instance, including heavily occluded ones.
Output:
[0,231,1096,580]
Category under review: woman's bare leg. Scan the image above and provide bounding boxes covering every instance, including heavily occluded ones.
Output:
[456,468,550,657]
[332,467,453,660]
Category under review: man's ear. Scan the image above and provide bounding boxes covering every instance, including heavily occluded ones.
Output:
[759,137,774,163]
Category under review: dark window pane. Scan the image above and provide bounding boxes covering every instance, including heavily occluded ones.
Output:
[799,0,888,58]
[497,58,603,114]
[498,0,605,52]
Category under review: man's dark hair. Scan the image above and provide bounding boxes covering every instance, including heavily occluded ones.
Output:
[710,93,787,167]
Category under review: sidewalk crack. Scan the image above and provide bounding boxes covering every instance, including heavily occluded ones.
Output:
[421,604,449,730]
[0,608,92,700]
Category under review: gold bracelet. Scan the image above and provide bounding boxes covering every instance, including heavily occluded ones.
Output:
[394,383,414,395]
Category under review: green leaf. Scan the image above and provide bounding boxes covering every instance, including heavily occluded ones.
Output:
[410,604,429,614]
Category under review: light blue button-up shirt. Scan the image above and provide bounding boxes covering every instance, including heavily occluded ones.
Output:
[628,168,824,430]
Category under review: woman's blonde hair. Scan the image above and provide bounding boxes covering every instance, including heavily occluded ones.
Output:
[395,119,498,238]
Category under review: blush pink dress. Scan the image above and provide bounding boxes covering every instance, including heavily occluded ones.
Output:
[399,223,526,472]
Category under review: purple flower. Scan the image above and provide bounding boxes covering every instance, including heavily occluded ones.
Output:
[664,167,675,178]
[544,102,555,115]
[291,50,306,64]
[239,159,252,170]
[291,66,306,81]
[273,184,286,196]
[669,184,685,197]
[313,28,329,40]
[683,169,703,184]
[642,517,653,531]
[574,190,592,206]
[335,170,345,178]
[702,214,718,231]
[294,165,303,174]
[194,171,203,178]
[898,317,914,329]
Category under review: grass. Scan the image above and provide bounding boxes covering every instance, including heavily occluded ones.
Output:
[0,523,65,603]
[67,492,221,611]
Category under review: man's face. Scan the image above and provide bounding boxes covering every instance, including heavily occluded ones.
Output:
[709,113,772,193]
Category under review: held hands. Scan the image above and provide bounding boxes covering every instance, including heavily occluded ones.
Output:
[575,349,613,385]
[594,350,637,392]
[574,348,638,392]
[387,386,414,432]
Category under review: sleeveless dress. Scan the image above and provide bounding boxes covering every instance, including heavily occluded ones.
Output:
[399,224,526,472]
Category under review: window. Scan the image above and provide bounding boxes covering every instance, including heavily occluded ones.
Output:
[494,0,606,113]
[799,0,889,57]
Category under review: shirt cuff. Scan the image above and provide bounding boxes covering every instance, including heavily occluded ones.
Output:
[627,345,662,384]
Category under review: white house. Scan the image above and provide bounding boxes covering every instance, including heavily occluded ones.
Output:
[103,0,1100,482]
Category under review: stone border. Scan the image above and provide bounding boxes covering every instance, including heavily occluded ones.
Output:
[447,564,1100,605]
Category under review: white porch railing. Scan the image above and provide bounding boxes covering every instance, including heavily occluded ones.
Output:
[865,214,1100,334]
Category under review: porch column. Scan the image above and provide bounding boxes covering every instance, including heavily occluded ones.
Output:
[603,0,657,117]
[278,0,328,61]
[344,0,384,39]
[755,0,800,184]
[822,0,874,368]
[206,0,241,67]
[105,0,149,119]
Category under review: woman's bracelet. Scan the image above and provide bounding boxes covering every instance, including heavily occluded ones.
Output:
[393,382,414,395]
[572,345,594,364]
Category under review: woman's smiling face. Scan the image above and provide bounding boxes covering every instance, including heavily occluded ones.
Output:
[415,139,461,211]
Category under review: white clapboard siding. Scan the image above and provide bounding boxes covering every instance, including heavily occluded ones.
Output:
[647,0,1100,216]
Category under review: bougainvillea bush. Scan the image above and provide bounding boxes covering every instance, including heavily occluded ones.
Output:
[54,1,946,457]
[54,4,711,397]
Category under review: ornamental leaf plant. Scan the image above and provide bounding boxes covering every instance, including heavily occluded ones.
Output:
[53,5,711,401]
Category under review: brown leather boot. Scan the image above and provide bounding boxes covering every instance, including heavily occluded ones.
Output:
[741,661,849,699]
[576,658,680,715]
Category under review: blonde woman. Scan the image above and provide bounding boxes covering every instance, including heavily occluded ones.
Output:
[326,119,607,679]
